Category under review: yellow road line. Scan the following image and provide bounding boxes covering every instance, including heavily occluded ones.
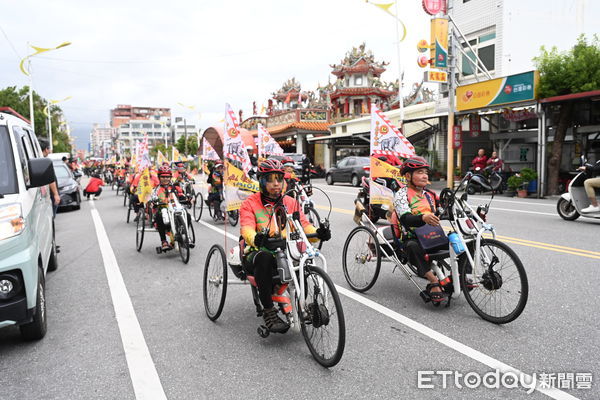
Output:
[315,204,600,260]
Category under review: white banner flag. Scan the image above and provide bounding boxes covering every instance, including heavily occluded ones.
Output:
[138,134,151,170]
[370,104,415,159]
[257,123,284,158]
[223,103,252,174]
[202,138,220,161]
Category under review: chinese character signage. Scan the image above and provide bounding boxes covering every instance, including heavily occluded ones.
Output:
[456,71,539,112]
[430,18,448,68]
[452,126,462,149]
[424,70,448,83]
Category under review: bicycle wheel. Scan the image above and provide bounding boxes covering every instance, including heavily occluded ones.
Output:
[123,191,128,207]
[187,215,196,245]
[228,210,239,227]
[203,244,228,321]
[305,206,320,226]
[136,209,145,252]
[193,192,204,222]
[460,239,528,324]
[176,215,190,264]
[342,226,382,292]
[126,202,132,224]
[300,266,345,368]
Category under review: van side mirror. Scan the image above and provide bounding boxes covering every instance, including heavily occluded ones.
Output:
[28,158,55,188]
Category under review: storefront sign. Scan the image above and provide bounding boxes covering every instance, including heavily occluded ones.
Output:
[452,125,462,149]
[424,69,448,83]
[430,18,448,68]
[502,107,537,122]
[469,114,481,137]
[422,0,446,15]
[457,71,539,112]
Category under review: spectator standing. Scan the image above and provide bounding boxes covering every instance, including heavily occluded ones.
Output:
[39,139,61,217]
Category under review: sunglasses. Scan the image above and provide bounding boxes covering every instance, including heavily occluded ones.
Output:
[266,174,284,183]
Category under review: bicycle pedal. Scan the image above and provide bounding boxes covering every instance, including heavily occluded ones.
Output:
[189,243,195,249]
[419,290,431,303]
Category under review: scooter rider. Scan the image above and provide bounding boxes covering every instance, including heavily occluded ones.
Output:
[240,159,331,332]
[578,159,600,213]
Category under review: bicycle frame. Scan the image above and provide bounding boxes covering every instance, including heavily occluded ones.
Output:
[164,192,190,249]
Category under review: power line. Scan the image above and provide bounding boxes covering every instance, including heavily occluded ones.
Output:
[0,24,22,61]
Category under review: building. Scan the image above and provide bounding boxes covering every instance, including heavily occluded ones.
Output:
[110,105,171,129]
[116,120,171,155]
[328,43,397,118]
[172,118,199,144]
[90,124,116,158]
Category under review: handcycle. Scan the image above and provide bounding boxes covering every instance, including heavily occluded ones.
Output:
[178,178,204,223]
[342,173,528,324]
[135,191,195,264]
[203,189,345,367]
[206,189,239,227]
[113,176,125,195]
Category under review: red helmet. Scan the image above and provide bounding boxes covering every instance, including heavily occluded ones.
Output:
[258,159,284,176]
[281,156,294,166]
[158,165,172,177]
[400,156,430,175]
[214,160,224,167]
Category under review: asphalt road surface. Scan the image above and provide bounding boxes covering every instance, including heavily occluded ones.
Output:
[1,178,598,400]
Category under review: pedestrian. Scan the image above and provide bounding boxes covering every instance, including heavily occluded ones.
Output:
[84,174,104,199]
[471,148,488,171]
[39,139,62,217]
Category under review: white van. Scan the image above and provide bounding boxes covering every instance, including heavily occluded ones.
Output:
[0,107,56,340]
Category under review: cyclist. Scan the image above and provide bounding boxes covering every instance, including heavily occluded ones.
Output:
[393,156,446,303]
[130,168,159,220]
[206,160,224,211]
[240,159,331,332]
[152,166,186,251]
[282,156,299,197]
[173,161,193,183]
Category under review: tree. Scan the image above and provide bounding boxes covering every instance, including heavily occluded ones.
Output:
[0,86,72,153]
[175,134,198,156]
[534,35,600,194]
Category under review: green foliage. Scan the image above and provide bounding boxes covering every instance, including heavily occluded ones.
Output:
[519,167,538,182]
[175,134,199,156]
[0,86,71,152]
[507,175,525,191]
[534,35,600,98]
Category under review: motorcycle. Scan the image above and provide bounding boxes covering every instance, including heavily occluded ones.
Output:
[465,166,504,195]
[557,157,600,221]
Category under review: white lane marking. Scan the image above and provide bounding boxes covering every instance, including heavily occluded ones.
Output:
[199,219,576,400]
[490,207,556,216]
[90,202,167,400]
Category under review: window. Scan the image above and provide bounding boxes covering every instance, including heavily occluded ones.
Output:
[0,126,18,195]
[346,158,357,167]
[337,159,348,168]
[354,75,363,85]
[142,123,153,129]
[11,126,30,185]
[341,125,347,133]
[460,29,496,77]
[54,164,71,179]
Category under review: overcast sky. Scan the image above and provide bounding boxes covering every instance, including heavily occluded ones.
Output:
[1,0,597,151]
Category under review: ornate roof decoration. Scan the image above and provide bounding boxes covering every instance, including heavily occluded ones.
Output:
[330,43,389,78]
[272,77,308,102]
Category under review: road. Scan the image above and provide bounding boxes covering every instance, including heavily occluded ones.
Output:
[0,179,598,400]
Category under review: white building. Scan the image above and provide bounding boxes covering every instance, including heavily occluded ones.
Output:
[172,118,199,144]
[116,119,171,155]
[90,124,116,158]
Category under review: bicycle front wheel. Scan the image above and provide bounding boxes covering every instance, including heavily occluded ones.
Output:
[136,209,145,252]
[305,206,320,226]
[300,266,345,368]
[203,244,228,321]
[342,226,382,292]
[176,215,190,264]
[193,192,204,222]
[227,210,239,227]
[460,239,528,324]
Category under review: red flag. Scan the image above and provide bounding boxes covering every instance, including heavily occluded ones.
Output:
[284,92,291,104]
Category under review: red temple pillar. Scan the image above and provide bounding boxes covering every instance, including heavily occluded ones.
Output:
[343,100,349,115]
[366,97,371,113]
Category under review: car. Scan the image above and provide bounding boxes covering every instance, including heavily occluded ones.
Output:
[0,107,56,340]
[269,153,306,176]
[325,156,370,186]
[52,161,81,210]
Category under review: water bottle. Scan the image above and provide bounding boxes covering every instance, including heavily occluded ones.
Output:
[275,249,292,282]
[161,208,170,226]
[448,232,465,254]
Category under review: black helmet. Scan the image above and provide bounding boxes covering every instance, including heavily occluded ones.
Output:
[400,156,430,175]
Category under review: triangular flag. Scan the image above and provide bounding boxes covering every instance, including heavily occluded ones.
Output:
[257,124,284,158]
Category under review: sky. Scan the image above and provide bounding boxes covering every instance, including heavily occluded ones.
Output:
[1,0,598,151]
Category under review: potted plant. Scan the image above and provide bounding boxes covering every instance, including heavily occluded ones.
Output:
[520,168,538,193]
[507,174,527,197]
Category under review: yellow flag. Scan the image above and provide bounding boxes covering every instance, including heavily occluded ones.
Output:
[224,161,259,211]
[370,156,404,181]
[172,147,182,162]
[366,1,407,41]
[136,168,153,203]
[156,150,168,166]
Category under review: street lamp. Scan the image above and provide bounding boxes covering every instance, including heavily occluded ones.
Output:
[177,102,199,156]
[43,96,72,152]
[18,41,72,136]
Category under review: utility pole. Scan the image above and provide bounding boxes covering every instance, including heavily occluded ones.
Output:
[184,118,188,156]
[446,0,456,189]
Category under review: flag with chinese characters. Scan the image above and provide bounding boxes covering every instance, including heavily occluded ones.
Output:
[138,135,151,170]
[223,103,252,174]
[156,150,168,166]
[257,124,284,158]
[224,161,258,211]
[135,167,153,203]
[202,138,220,161]
[370,104,415,205]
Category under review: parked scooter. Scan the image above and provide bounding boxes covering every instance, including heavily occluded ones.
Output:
[557,158,600,221]
[465,166,504,195]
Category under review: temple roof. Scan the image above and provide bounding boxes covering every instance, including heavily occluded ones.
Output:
[328,86,396,100]
[272,77,308,102]
[330,43,389,78]
[248,121,330,136]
